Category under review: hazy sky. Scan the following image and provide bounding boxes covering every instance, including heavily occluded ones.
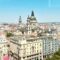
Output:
[0,0,60,23]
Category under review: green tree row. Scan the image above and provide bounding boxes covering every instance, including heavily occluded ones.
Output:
[46,48,60,60]
[6,32,14,37]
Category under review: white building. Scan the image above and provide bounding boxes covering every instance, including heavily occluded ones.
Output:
[42,36,59,58]
[10,35,43,60]
[0,32,8,60]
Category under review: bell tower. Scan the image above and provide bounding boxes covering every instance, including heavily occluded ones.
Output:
[31,10,34,16]
[19,16,22,24]
[27,11,38,35]
[18,16,22,30]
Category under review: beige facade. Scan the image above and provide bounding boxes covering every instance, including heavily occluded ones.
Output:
[57,25,60,40]
[0,35,8,60]
[10,36,43,60]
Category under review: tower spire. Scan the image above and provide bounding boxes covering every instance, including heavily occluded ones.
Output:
[19,16,22,23]
[31,11,34,16]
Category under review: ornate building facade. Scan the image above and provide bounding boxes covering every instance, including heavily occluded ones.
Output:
[9,11,60,60]
[10,35,43,60]
[9,11,43,60]
[27,11,38,35]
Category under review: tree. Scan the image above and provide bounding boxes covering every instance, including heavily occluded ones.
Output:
[46,56,51,60]
[6,32,14,37]
[46,48,60,60]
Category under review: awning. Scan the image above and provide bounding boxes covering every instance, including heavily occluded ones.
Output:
[3,54,10,60]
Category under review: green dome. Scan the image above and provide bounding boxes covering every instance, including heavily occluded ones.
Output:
[30,16,36,20]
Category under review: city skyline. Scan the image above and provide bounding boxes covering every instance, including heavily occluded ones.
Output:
[0,0,60,23]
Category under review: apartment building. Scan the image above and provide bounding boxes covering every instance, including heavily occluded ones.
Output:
[9,35,43,60]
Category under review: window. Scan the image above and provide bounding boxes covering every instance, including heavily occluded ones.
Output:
[37,50,38,53]
[40,53,41,54]
[23,38,25,40]
[23,57,25,59]
[40,43,41,46]
[32,46,34,53]
[23,50,26,55]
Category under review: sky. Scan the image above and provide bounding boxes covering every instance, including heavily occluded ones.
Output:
[0,0,60,23]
